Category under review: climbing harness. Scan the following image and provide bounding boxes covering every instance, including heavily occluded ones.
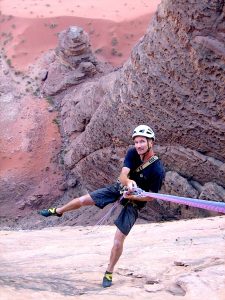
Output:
[124,188,225,214]
[94,156,159,227]
[93,186,225,231]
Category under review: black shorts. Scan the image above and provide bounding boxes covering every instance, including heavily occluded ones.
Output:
[114,203,139,235]
[90,182,139,235]
[90,182,121,209]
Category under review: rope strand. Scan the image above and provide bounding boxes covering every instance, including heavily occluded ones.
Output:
[124,188,225,214]
[95,196,122,227]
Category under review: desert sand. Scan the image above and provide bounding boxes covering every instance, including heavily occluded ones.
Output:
[0,0,161,70]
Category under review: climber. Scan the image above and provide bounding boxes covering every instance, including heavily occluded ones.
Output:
[38,124,165,288]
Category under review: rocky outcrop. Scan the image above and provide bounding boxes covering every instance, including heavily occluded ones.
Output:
[56,26,96,68]
[54,0,225,220]
[61,72,118,137]
[38,26,112,96]
[4,0,223,228]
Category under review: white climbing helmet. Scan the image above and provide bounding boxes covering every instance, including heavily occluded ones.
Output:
[132,125,155,140]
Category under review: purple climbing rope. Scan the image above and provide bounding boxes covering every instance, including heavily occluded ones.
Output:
[94,188,225,229]
[124,189,225,214]
[95,196,122,226]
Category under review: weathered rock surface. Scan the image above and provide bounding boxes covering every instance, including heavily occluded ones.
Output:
[62,0,225,170]
[56,26,95,67]
[0,52,64,225]
[1,0,225,228]
[38,26,112,96]
[1,216,224,299]
[53,0,225,221]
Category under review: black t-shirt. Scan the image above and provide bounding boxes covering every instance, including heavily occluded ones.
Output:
[123,147,165,208]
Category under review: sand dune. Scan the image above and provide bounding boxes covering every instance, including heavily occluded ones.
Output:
[1,14,156,70]
[0,0,160,21]
[0,0,161,70]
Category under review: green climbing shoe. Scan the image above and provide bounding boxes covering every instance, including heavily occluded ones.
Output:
[102,271,113,288]
[38,208,62,217]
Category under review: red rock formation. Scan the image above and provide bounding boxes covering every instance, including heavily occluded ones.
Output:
[1,1,225,228]
[39,26,112,97]
[59,0,225,220]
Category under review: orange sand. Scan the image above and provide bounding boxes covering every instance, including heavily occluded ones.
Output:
[0,0,161,70]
